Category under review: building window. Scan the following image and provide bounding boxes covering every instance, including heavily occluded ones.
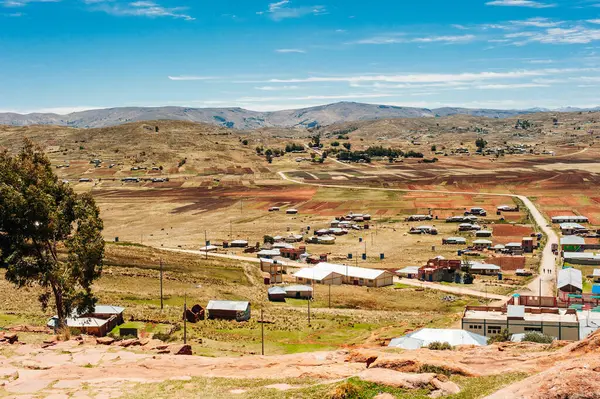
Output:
[488,326,502,335]
[469,324,482,330]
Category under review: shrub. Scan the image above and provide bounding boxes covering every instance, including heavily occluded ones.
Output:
[427,341,453,350]
[418,364,453,377]
[488,329,511,343]
[241,139,249,145]
[329,380,359,399]
[522,332,554,344]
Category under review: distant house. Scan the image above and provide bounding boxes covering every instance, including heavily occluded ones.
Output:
[47,305,124,337]
[560,223,588,235]
[563,252,600,266]
[286,209,299,215]
[558,268,583,294]
[475,230,492,238]
[267,286,286,302]
[561,236,586,252]
[505,242,523,254]
[442,237,467,245]
[78,178,92,183]
[206,300,251,321]
[473,239,493,250]
[552,216,589,224]
[230,240,249,248]
[497,205,518,212]
[256,249,280,259]
[199,245,218,252]
[459,223,481,231]
[294,268,343,285]
[593,269,600,283]
[297,262,394,287]
[466,261,501,276]
[396,266,420,279]
[465,207,487,216]
[121,177,140,183]
[405,215,433,222]
[283,285,314,299]
[522,237,534,253]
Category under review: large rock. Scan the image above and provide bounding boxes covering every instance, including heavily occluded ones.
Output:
[96,337,115,345]
[358,368,436,389]
[431,378,461,395]
[169,344,192,355]
[117,339,140,347]
[4,333,18,344]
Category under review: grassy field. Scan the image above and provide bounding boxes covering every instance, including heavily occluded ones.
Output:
[0,243,484,356]
[122,372,529,399]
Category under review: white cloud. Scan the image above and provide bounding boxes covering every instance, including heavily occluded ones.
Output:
[485,0,556,8]
[168,76,219,81]
[356,34,475,45]
[1,0,58,7]
[264,68,596,84]
[587,19,600,24]
[527,59,555,64]
[509,26,600,45]
[475,83,550,89]
[90,0,194,20]
[275,48,306,53]
[255,85,300,91]
[236,93,396,102]
[258,0,326,21]
[510,17,563,28]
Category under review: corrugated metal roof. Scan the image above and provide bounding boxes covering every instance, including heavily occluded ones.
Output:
[294,268,340,281]
[553,216,588,222]
[388,328,488,349]
[267,286,286,295]
[396,266,421,275]
[315,262,390,280]
[560,236,585,245]
[558,268,583,290]
[507,305,525,318]
[94,305,125,314]
[560,223,585,229]
[473,239,492,244]
[468,262,501,270]
[593,269,600,277]
[284,285,314,292]
[207,300,250,311]
[564,252,600,260]
[257,249,281,256]
[446,237,466,242]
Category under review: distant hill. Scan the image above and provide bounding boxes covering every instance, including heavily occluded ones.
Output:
[1,102,598,129]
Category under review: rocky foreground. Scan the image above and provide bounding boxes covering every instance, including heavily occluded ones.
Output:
[0,330,598,398]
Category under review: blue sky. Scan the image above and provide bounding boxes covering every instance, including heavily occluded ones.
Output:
[2,0,600,113]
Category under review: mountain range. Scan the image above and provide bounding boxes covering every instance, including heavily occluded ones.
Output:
[1,102,598,130]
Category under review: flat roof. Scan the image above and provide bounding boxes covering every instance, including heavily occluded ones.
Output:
[294,268,340,281]
[561,236,586,245]
[315,262,390,280]
[464,308,578,323]
[560,223,586,229]
[207,300,249,311]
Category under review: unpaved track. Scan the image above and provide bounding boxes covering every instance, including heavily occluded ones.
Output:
[396,278,508,301]
[278,171,558,297]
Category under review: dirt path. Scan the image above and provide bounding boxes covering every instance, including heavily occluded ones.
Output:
[160,247,306,268]
[277,171,558,296]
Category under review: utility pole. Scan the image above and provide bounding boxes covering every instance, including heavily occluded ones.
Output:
[204,230,208,260]
[307,298,311,326]
[328,283,331,308]
[160,258,164,310]
[183,292,187,345]
[230,220,232,239]
[261,308,265,356]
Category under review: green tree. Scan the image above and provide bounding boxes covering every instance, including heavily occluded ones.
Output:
[342,142,352,150]
[0,140,105,327]
[475,138,487,150]
[431,145,437,152]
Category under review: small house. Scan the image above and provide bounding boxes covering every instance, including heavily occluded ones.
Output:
[497,205,518,212]
[230,240,249,248]
[405,215,433,222]
[294,268,343,285]
[505,242,523,254]
[491,244,505,253]
[560,223,587,235]
[268,206,280,212]
[267,286,287,302]
[522,237,534,253]
[558,268,583,294]
[47,305,125,337]
[475,230,492,238]
[552,216,589,224]
[317,235,336,245]
[284,285,314,299]
[286,209,299,215]
[396,266,420,279]
[256,249,280,259]
[206,300,251,321]
[561,236,585,252]
[467,262,501,276]
[200,245,218,252]
[473,239,493,250]
[443,237,467,245]
[593,269,600,283]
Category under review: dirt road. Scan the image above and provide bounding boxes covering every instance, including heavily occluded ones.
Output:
[278,170,557,296]
[160,247,306,267]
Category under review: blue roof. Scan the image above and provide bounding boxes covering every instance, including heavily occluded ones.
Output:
[592,285,600,294]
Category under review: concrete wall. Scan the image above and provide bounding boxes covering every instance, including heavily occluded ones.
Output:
[462,317,579,341]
